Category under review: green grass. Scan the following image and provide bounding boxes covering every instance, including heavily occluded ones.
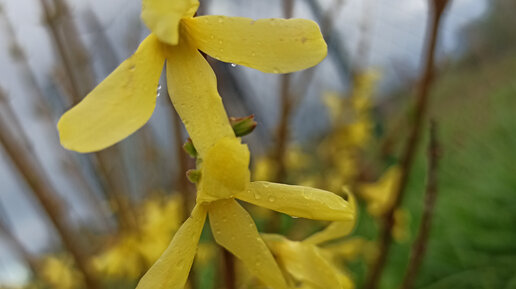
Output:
[356,53,516,289]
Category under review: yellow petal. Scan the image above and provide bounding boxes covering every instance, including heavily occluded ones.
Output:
[303,191,357,245]
[58,34,164,153]
[141,0,198,45]
[197,138,250,202]
[236,181,353,221]
[184,16,327,73]
[264,234,344,289]
[359,166,401,217]
[165,35,234,157]
[209,199,288,289]
[136,204,207,289]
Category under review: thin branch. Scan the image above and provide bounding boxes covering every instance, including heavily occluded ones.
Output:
[271,0,295,183]
[400,121,441,289]
[222,248,236,289]
[0,98,101,289]
[364,1,450,288]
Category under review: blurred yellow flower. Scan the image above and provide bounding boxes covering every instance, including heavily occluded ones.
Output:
[358,166,402,217]
[57,0,327,153]
[41,256,82,289]
[93,196,183,278]
[264,234,354,289]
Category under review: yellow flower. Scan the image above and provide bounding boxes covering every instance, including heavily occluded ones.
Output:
[263,234,354,289]
[55,1,351,288]
[57,0,327,153]
[41,256,82,289]
[358,166,402,217]
[93,196,184,278]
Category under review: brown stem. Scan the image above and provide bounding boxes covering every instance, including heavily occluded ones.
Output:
[95,149,138,232]
[222,248,236,289]
[0,113,101,289]
[0,89,111,230]
[172,108,193,219]
[0,204,47,286]
[364,1,449,288]
[400,121,440,289]
[273,74,293,183]
[272,0,296,183]
[39,0,81,104]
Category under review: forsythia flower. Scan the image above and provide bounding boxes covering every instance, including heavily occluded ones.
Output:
[259,191,358,289]
[41,256,82,289]
[56,1,353,289]
[93,196,183,278]
[358,166,402,217]
[57,0,327,153]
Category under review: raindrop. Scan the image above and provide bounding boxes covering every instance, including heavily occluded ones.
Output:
[230,63,237,68]
[268,196,275,202]
[217,16,224,23]
[129,65,136,72]
[157,84,162,97]
[254,192,261,200]
[251,51,256,57]
[263,183,270,188]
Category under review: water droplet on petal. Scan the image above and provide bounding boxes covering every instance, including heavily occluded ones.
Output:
[268,196,275,202]
[230,63,237,68]
[218,16,224,23]
[254,192,261,200]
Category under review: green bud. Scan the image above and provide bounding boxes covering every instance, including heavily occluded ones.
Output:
[186,169,201,184]
[183,138,197,158]
[230,115,257,137]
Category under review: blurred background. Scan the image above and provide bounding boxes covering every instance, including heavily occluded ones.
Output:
[0,0,515,288]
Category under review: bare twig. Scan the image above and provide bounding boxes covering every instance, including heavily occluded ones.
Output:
[364,1,449,288]
[222,248,236,289]
[271,0,295,183]
[0,102,101,289]
[400,121,441,289]
[0,201,47,286]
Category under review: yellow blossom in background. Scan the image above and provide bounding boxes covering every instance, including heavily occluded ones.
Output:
[93,196,183,278]
[57,0,327,153]
[40,256,82,289]
[324,237,369,262]
[392,208,411,243]
[358,166,402,217]
[252,156,278,181]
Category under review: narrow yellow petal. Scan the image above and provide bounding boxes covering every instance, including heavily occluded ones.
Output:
[141,0,198,45]
[197,138,250,202]
[236,181,353,221]
[303,192,357,245]
[57,34,164,153]
[184,16,327,73]
[136,204,207,289]
[209,199,288,289]
[264,234,344,289]
[165,35,234,157]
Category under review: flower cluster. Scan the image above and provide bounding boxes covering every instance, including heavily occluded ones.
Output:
[57,0,356,288]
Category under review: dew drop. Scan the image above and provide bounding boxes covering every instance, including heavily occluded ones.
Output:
[129,65,136,72]
[230,63,237,68]
[251,51,256,57]
[268,196,275,202]
[263,183,270,188]
[217,16,224,23]
[254,192,261,200]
